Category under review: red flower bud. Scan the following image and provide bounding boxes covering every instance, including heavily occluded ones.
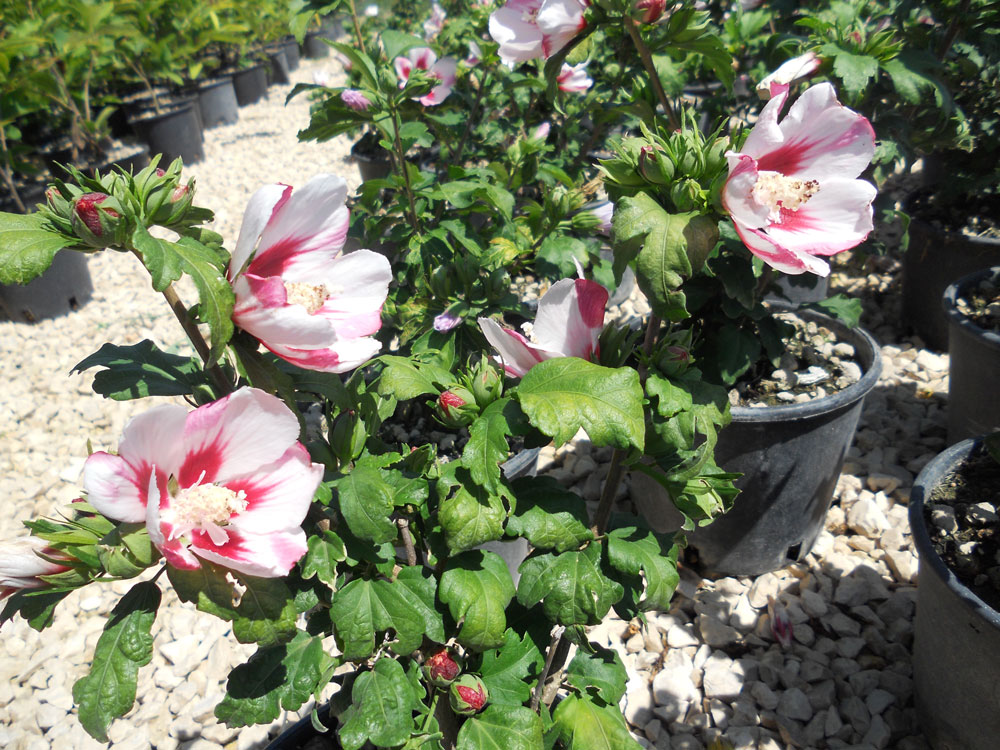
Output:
[439,390,467,417]
[423,648,462,687]
[449,674,489,715]
[634,0,666,23]
[74,193,118,236]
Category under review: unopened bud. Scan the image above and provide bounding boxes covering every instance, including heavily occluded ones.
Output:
[435,387,478,428]
[638,145,674,185]
[633,0,666,23]
[470,356,503,407]
[449,674,489,715]
[71,192,122,248]
[423,648,462,687]
[657,345,692,378]
[341,89,373,112]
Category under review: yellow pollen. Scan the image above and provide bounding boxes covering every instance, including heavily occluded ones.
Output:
[284,282,329,314]
[751,172,819,221]
[171,483,248,530]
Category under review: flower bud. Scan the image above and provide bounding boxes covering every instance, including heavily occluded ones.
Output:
[633,0,666,23]
[449,674,489,715]
[433,310,462,333]
[71,192,122,248]
[0,537,72,599]
[423,648,463,687]
[341,89,373,112]
[531,121,551,143]
[435,387,479,428]
[151,180,195,225]
[669,178,702,212]
[638,145,674,185]
[656,345,692,377]
[470,356,503,407]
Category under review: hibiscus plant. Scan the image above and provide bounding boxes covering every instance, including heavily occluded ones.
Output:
[0,0,885,748]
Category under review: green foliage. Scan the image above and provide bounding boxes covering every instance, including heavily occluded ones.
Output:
[338,658,422,750]
[439,550,516,651]
[0,213,77,285]
[551,693,643,750]
[456,704,546,750]
[73,340,208,401]
[517,543,623,626]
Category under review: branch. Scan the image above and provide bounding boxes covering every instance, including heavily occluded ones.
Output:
[624,17,680,130]
[530,625,565,712]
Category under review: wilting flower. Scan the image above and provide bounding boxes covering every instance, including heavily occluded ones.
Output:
[449,674,489,715]
[423,2,447,38]
[722,82,876,276]
[434,309,462,332]
[489,0,588,67]
[341,89,372,112]
[582,200,613,235]
[0,538,72,599]
[83,388,323,578]
[423,648,463,687]
[394,48,458,106]
[756,52,821,99]
[557,63,593,93]
[767,595,794,647]
[465,40,483,66]
[478,277,607,377]
[227,174,391,373]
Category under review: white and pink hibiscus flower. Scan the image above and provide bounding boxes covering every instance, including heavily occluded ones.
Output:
[423,2,447,38]
[722,82,876,276]
[557,62,592,93]
[478,277,608,377]
[394,48,458,106]
[82,388,323,578]
[0,537,72,599]
[489,0,589,67]
[227,174,392,373]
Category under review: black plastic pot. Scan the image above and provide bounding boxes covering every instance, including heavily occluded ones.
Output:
[942,266,1000,443]
[196,76,239,129]
[0,249,94,322]
[283,38,301,71]
[350,136,392,183]
[633,309,882,576]
[303,30,331,59]
[909,437,1000,750]
[265,705,337,750]
[128,100,204,165]
[765,273,830,307]
[902,219,1000,351]
[232,65,269,107]
[84,144,150,178]
[268,49,291,86]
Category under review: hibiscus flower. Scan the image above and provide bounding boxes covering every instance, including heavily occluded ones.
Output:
[489,0,588,67]
[394,47,458,106]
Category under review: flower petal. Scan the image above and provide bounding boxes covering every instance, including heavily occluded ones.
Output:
[145,471,201,570]
[83,452,147,523]
[227,443,322,534]
[479,317,547,377]
[265,336,384,374]
[229,183,292,280]
[489,0,545,65]
[531,278,607,358]
[537,0,587,57]
[764,177,876,256]
[232,274,339,348]
[732,220,831,276]
[177,388,301,487]
[721,153,772,228]
[190,527,308,577]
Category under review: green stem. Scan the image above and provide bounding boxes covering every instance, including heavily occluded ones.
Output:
[346,0,367,54]
[0,127,25,213]
[390,106,421,230]
[624,17,680,131]
[591,447,627,536]
[530,625,565,712]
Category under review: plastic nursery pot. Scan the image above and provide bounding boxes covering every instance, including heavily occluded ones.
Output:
[633,308,883,577]
[764,273,830,308]
[350,136,393,183]
[196,76,239,129]
[902,218,1000,351]
[127,99,205,167]
[942,266,1000,443]
[0,249,94,322]
[283,37,301,71]
[264,704,337,750]
[303,30,331,59]
[268,48,291,86]
[908,437,1000,750]
[232,65,269,107]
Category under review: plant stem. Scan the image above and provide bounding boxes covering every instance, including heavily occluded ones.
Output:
[159,281,232,395]
[397,517,417,566]
[937,0,972,60]
[389,107,421,230]
[530,625,566,712]
[592,447,627,535]
[637,313,661,384]
[450,71,490,169]
[346,0,366,54]
[0,126,26,213]
[624,17,680,131]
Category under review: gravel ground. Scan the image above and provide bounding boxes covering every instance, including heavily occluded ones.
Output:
[0,50,948,750]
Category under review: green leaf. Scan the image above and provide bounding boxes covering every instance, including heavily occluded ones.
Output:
[377,355,453,400]
[0,588,72,631]
[300,530,347,587]
[456,704,545,750]
[439,482,507,553]
[517,544,622,626]
[215,631,335,727]
[517,359,644,450]
[393,566,447,645]
[605,525,679,613]
[334,465,398,544]
[338,658,420,750]
[72,581,160,742]
[329,577,428,659]
[810,294,862,329]
[131,224,183,290]
[167,564,297,647]
[328,42,378,91]
[551,693,642,750]
[462,399,514,494]
[73,340,205,400]
[478,629,545,706]
[566,646,628,705]
[381,30,428,62]
[439,550,516,651]
[506,476,594,553]
[823,43,879,99]
[0,213,76,285]
[612,195,717,321]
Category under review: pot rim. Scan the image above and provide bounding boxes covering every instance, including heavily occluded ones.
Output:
[942,265,1000,351]
[729,306,883,423]
[908,436,1000,628]
[126,99,197,125]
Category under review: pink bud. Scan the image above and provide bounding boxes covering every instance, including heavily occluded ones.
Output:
[439,390,467,417]
[532,122,551,141]
[423,648,462,686]
[171,184,189,203]
[434,310,462,332]
[767,595,794,648]
[74,193,118,236]
[449,674,489,715]
[341,89,372,112]
[634,0,666,23]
